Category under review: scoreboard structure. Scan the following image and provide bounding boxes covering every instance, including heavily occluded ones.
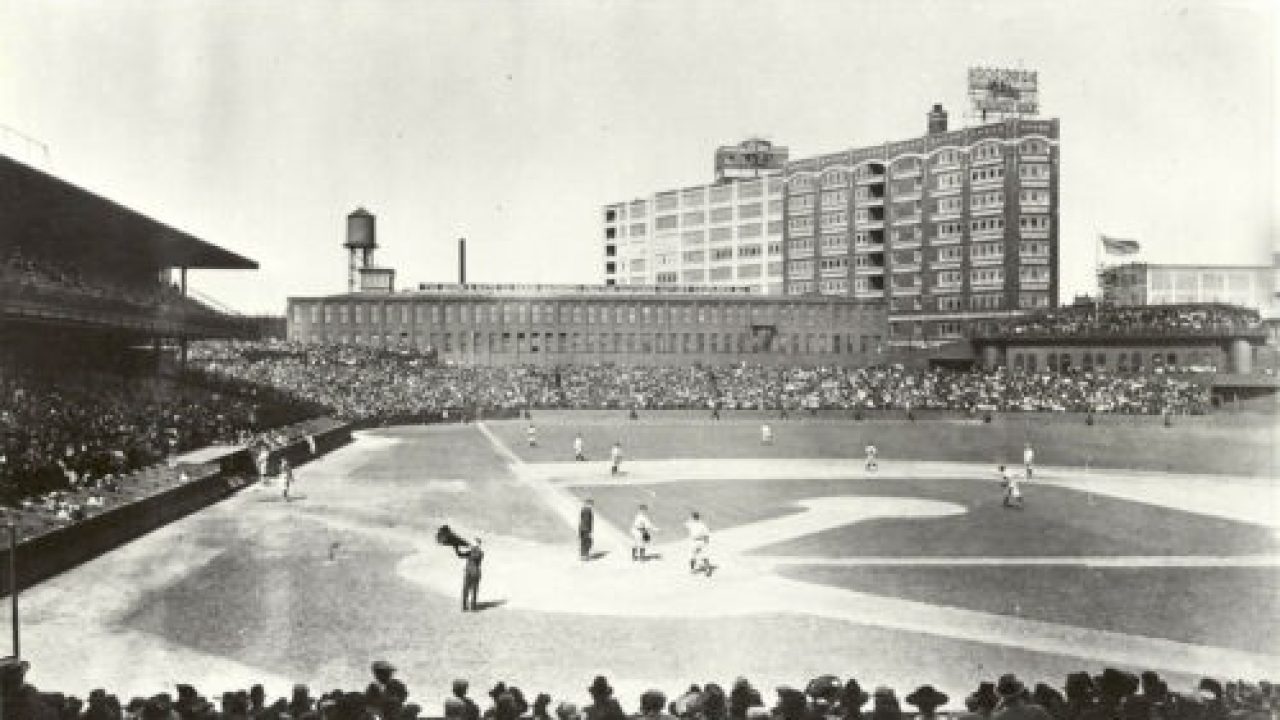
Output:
[968,67,1040,122]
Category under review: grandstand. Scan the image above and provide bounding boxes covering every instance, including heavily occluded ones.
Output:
[0,154,339,563]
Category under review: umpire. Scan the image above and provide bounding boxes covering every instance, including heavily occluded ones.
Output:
[454,537,484,612]
[579,499,594,561]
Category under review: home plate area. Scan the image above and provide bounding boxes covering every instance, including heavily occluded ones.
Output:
[414,426,1280,687]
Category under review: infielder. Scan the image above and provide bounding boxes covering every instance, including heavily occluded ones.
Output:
[999,465,1024,508]
[631,504,656,561]
[685,511,713,576]
[610,441,623,475]
[864,443,878,472]
[280,458,294,501]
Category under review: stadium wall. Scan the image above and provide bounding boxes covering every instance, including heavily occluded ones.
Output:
[0,420,352,597]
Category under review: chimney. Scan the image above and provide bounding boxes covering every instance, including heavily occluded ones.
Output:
[458,238,467,285]
[927,104,948,135]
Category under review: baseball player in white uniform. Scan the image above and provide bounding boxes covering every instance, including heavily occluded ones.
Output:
[685,511,714,576]
[1023,443,1035,479]
[761,424,773,445]
[610,442,622,476]
[527,424,538,447]
[999,465,1024,508]
[631,504,656,561]
[864,443,878,472]
[573,434,585,461]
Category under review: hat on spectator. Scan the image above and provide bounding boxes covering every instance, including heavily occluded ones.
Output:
[372,660,396,675]
[775,687,808,720]
[966,683,998,713]
[906,686,949,711]
[589,676,614,698]
[1197,679,1224,700]
[641,689,668,714]
[453,679,470,696]
[701,684,727,719]
[1032,684,1065,713]
[490,682,509,700]
[1098,669,1139,699]
[996,675,1026,698]
[806,675,842,702]
[672,687,702,716]
[1064,673,1095,702]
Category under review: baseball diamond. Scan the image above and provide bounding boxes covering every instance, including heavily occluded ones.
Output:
[8,413,1276,710]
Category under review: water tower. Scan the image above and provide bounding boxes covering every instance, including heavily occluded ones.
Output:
[344,208,377,292]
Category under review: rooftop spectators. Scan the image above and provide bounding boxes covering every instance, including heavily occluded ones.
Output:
[191,342,1212,421]
[976,304,1262,340]
[2,657,1274,720]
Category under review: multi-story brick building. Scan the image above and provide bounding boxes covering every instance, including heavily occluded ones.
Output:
[287,283,887,367]
[781,106,1059,348]
[603,107,1060,349]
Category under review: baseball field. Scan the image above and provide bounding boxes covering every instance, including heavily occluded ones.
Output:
[9,410,1278,709]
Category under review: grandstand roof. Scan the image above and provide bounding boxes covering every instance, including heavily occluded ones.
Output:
[0,154,257,271]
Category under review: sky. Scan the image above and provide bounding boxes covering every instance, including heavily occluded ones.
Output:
[0,0,1275,315]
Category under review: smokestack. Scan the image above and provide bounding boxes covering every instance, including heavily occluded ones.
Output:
[927,103,948,135]
[458,238,466,285]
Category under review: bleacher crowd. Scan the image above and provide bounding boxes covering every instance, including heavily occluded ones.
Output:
[975,305,1262,339]
[2,655,1274,720]
[191,342,1212,422]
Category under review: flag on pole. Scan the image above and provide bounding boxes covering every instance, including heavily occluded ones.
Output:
[1100,235,1140,255]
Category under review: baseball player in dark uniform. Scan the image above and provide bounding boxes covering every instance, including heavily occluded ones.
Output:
[454,538,484,612]
[579,499,594,560]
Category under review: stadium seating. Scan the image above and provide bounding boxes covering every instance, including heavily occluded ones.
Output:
[190,341,1213,421]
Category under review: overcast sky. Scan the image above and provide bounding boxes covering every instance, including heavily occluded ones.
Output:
[1,0,1275,314]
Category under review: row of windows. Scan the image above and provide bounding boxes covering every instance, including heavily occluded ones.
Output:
[309,301,883,328]
[776,141,1053,197]
[781,160,1052,205]
[316,330,884,356]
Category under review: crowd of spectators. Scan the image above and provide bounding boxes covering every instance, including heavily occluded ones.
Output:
[0,336,323,534]
[3,248,223,318]
[3,655,1275,720]
[976,304,1263,340]
[192,342,1213,421]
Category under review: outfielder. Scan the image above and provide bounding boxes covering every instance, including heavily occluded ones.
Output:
[573,434,585,461]
[864,443,878,472]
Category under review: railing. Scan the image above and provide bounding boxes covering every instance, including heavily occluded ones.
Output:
[1,279,258,338]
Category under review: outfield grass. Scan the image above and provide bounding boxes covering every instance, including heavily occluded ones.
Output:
[571,478,1277,559]
[491,410,1275,477]
[776,565,1279,655]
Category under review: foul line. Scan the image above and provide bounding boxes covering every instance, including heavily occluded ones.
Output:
[765,554,1280,568]
[476,422,631,549]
